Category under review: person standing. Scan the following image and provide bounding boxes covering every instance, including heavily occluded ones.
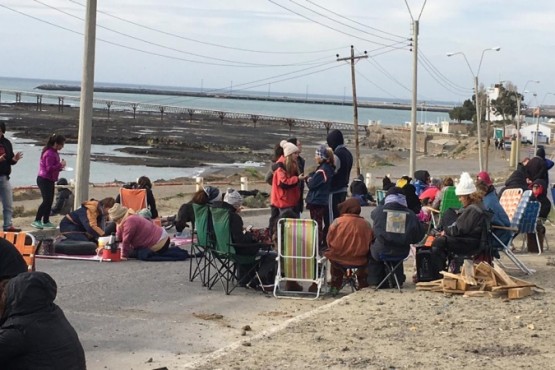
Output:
[324,129,353,240]
[288,137,305,216]
[32,134,66,230]
[0,122,23,232]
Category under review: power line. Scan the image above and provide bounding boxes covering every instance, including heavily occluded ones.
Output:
[289,0,406,43]
[31,0,329,68]
[305,0,406,40]
[267,0,409,48]
[363,57,412,93]
[67,0,346,55]
[419,50,472,93]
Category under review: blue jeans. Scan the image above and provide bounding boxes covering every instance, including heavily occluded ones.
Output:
[0,175,13,229]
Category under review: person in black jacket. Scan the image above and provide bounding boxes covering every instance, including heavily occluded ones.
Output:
[0,238,27,281]
[324,130,353,240]
[50,177,74,216]
[527,179,551,253]
[0,122,23,232]
[0,272,86,369]
[368,187,425,287]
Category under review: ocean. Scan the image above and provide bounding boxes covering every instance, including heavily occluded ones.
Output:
[0,76,451,186]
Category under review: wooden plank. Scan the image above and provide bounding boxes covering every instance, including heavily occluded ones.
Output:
[508,287,532,300]
[442,278,458,290]
[493,264,517,286]
[463,291,492,298]
[461,260,477,285]
[492,283,537,291]
[439,271,464,280]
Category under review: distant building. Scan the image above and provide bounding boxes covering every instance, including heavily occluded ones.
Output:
[520,122,554,144]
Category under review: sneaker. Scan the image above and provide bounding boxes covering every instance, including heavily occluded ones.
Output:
[4,225,21,232]
[41,222,57,229]
[31,221,43,230]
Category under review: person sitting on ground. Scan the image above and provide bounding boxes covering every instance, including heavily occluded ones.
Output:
[431,177,454,210]
[325,198,374,296]
[430,172,488,273]
[115,176,158,219]
[368,187,425,288]
[59,197,115,242]
[0,272,86,369]
[305,145,335,250]
[527,179,551,253]
[349,173,375,206]
[413,170,431,197]
[108,203,170,258]
[50,178,74,216]
[174,186,220,234]
[476,172,511,255]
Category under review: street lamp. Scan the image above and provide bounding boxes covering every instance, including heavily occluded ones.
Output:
[515,80,540,166]
[447,47,501,172]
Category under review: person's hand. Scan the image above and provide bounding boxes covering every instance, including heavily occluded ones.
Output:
[298,173,306,181]
[14,152,23,162]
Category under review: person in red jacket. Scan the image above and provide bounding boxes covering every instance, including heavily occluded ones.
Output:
[268,140,306,234]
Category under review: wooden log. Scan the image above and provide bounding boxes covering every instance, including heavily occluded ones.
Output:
[461,260,477,285]
[493,264,517,287]
[442,278,458,290]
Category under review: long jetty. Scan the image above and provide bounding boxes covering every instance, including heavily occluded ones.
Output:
[35,84,454,113]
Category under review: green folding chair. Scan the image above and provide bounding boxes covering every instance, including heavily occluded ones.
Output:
[189,204,212,286]
[429,186,461,229]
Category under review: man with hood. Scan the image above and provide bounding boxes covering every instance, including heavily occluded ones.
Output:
[324,129,353,240]
[525,148,548,183]
[368,187,425,287]
[527,179,551,253]
[0,271,86,369]
[50,177,74,216]
[413,170,431,197]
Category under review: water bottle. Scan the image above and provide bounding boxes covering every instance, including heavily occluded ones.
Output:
[108,233,117,253]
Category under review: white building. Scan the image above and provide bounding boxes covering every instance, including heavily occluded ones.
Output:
[520,122,554,144]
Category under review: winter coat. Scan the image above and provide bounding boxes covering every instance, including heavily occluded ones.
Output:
[51,188,74,215]
[532,179,551,219]
[0,135,18,178]
[0,272,86,369]
[482,188,512,248]
[0,238,27,280]
[327,130,353,191]
[306,162,334,206]
[325,214,373,267]
[270,156,301,209]
[526,154,548,183]
[61,200,107,239]
[370,201,425,259]
[503,162,529,192]
[38,147,64,182]
[443,202,487,251]
[211,201,257,246]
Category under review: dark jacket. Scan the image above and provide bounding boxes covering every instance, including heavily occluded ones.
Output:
[370,200,424,258]
[62,200,106,239]
[503,162,529,192]
[306,162,334,206]
[175,201,194,232]
[444,203,487,246]
[402,184,422,214]
[532,179,551,219]
[211,201,255,245]
[0,272,86,369]
[0,238,27,280]
[327,130,353,191]
[51,188,74,216]
[526,152,548,183]
[0,135,17,178]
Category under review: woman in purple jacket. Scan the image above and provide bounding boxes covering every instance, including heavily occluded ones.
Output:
[32,134,66,230]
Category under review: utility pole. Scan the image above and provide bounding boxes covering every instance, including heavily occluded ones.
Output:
[337,45,367,176]
[75,0,97,207]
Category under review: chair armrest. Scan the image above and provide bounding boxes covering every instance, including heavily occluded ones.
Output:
[491,225,517,232]
[424,206,440,214]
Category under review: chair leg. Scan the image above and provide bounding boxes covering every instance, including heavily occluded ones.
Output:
[375,261,403,292]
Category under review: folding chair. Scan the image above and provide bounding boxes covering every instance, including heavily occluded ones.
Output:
[2,231,38,271]
[375,189,387,204]
[499,188,523,222]
[491,191,536,274]
[428,186,461,229]
[207,207,267,295]
[188,204,212,285]
[519,201,542,254]
[119,188,147,211]
[274,218,327,299]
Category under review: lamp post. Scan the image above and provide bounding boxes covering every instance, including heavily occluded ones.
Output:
[447,47,501,172]
[515,80,540,166]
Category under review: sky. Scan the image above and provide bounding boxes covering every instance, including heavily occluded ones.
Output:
[1,0,554,105]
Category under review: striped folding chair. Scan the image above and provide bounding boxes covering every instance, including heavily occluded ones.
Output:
[2,231,38,271]
[499,188,523,222]
[274,218,327,299]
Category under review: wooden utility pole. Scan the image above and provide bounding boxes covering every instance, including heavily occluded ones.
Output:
[337,45,367,176]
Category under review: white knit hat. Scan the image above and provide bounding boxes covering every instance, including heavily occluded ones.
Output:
[455,172,476,196]
[280,140,299,157]
[223,189,243,208]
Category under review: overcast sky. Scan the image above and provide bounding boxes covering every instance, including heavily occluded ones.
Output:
[1,1,554,104]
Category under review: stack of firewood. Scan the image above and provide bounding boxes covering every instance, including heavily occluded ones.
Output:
[416,261,541,299]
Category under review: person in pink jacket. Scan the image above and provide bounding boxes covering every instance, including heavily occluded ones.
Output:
[108,203,169,258]
[32,134,66,230]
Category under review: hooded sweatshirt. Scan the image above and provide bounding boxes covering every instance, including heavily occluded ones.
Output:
[0,238,27,280]
[0,272,86,369]
[327,130,353,192]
